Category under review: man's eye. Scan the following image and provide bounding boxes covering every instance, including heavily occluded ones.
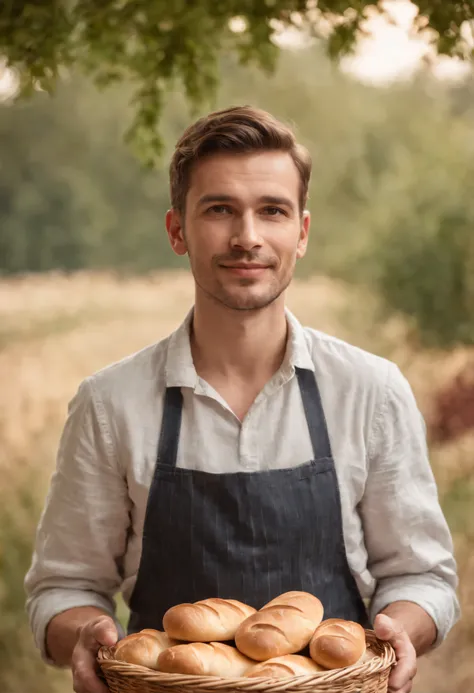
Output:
[263,206,285,216]
[207,205,231,214]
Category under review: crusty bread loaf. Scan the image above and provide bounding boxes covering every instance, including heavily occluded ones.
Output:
[234,591,324,661]
[245,654,326,678]
[309,619,366,669]
[157,642,255,677]
[114,630,179,669]
[162,598,256,642]
[140,629,181,648]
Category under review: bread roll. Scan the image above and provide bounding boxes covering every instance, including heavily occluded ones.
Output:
[140,629,180,648]
[246,654,326,678]
[234,591,324,661]
[140,629,165,638]
[157,642,255,677]
[162,598,256,642]
[115,630,179,669]
[309,619,366,669]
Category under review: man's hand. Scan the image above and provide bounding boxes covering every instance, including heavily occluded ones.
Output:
[72,615,118,693]
[374,614,417,693]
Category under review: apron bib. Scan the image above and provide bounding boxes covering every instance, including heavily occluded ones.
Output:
[128,367,369,633]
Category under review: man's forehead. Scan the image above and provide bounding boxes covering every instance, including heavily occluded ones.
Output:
[188,151,300,200]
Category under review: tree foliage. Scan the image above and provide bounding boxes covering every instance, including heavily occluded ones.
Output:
[1,1,474,160]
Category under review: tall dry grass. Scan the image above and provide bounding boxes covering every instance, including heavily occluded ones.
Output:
[1,270,472,692]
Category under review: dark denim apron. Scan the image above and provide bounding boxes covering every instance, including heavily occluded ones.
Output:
[128,367,370,633]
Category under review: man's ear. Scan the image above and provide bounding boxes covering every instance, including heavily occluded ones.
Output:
[296,210,310,260]
[165,209,188,256]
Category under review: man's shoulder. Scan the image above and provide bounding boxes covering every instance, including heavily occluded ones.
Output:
[88,333,171,397]
[301,324,396,390]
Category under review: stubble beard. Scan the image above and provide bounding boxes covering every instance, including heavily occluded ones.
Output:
[186,241,296,312]
[193,271,293,312]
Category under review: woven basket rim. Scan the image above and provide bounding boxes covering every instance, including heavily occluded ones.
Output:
[98,629,396,689]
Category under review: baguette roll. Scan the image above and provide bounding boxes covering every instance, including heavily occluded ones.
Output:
[157,642,255,677]
[114,630,179,669]
[309,618,366,669]
[162,598,256,642]
[235,591,324,661]
[245,654,326,678]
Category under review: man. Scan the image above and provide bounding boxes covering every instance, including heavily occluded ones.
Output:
[25,106,459,693]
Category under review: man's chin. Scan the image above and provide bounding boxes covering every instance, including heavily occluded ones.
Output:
[216,289,280,312]
[195,276,287,311]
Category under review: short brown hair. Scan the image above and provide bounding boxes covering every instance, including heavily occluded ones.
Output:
[169,105,311,215]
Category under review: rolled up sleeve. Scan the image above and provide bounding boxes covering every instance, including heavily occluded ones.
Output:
[362,363,460,646]
[24,377,130,663]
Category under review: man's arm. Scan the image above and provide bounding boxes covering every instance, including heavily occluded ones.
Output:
[24,377,129,665]
[379,600,436,656]
[359,363,460,693]
[46,607,119,693]
[46,606,112,666]
[362,362,460,647]
[370,601,437,693]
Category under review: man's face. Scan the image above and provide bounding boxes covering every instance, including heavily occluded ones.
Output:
[166,151,310,311]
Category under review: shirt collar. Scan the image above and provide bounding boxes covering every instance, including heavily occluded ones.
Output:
[164,306,315,389]
[164,307,197,388]
[284,308,316,373]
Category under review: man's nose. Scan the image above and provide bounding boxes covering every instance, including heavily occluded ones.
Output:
[230,212,263,251]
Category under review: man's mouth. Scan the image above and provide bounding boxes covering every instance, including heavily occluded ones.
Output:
[221,263,269,270]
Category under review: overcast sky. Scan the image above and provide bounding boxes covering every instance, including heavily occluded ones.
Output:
[341,0,471,84]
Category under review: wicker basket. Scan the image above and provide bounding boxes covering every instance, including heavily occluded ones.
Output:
[97,630,396,693]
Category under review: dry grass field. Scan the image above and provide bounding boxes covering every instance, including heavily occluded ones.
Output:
[1,270,473,693]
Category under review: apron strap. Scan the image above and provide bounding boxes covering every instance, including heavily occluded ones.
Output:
[295,367,333,459]
[156,387,183,467]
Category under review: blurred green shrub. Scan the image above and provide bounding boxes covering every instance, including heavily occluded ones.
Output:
[369,208,474,348]
[347,104,474,349]
[0,481,70,693]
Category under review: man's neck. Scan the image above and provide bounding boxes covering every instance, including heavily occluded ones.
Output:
[190,294,289,383]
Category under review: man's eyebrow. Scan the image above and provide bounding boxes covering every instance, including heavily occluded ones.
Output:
[197,194,235,206]
[196,194,296,209]
[258,195,295,210]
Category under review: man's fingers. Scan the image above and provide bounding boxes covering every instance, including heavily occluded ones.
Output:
[73,644,110,693]
[374,614,417,693]
[389,683,413,693]
[374,614,406,651]
[91,616,118,647]
[73,665,110,693]
[388,655,417,693]
[79,615,118,650]
[73,617,118,693]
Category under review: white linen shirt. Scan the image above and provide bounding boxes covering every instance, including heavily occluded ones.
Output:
[25,308,460,661]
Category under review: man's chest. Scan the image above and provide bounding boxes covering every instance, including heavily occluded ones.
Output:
[124,375,368,481]
[121,374,372,558]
